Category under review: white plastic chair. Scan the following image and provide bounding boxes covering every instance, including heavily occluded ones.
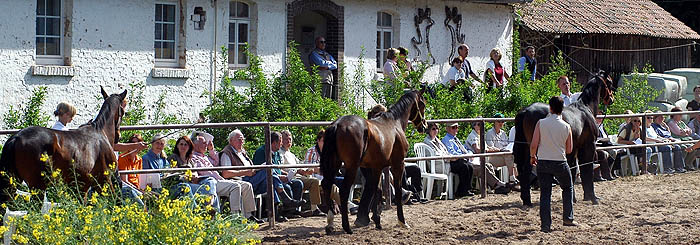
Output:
[413,143,450,199]
[611,134,661,175]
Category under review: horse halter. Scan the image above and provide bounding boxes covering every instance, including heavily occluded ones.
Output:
[409,95,427,133]
[599,74,614,105]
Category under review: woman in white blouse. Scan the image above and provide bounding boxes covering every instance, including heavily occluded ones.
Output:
[51,102,76,131]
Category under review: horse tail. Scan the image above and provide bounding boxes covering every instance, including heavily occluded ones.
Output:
[0,136,18,205]
[320,124,339,184]
[513,111,529,167]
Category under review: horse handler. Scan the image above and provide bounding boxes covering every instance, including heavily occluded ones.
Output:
[530,97,577,232]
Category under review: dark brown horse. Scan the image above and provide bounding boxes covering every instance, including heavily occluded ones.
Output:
[320,90,427,234]
[0,87,127,203]
[514,71,614,205]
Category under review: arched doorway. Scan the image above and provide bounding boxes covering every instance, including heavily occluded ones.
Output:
[287,0,344,101]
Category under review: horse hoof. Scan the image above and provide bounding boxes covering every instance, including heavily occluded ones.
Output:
[325,226,333,235]
[398,221,411,229]
[354,217,370,227]
[343,227,353,234]
[375,224,383,230]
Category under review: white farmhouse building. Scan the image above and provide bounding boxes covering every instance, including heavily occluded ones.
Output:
[0,0,525,128]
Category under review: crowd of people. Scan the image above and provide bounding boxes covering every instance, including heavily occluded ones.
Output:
[46,43,700,231]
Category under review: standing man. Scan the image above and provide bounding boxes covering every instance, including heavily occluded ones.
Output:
[457,44,483,87]
[518,46,537,81]
[530,96,576,232]
[558,76,580,106]
[309,37,338,99]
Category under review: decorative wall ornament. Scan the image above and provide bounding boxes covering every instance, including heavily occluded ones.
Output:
[444,6,465,63]
[411,8,436,64]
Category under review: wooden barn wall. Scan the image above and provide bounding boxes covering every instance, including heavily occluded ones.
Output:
[519,28,693,86]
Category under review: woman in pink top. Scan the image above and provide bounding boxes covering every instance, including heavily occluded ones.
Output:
[667,107,693,139]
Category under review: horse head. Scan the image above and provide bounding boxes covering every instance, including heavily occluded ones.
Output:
[597,70,615,106]
[99,86,127,145]
[410,89,428,133]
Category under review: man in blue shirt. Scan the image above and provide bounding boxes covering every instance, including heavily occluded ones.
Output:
[518,46,537,81]
[142,134,169,172]
[309,37,338,99]
[441,122,475,198]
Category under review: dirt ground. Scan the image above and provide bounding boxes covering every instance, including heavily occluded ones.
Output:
[258,171,700,244]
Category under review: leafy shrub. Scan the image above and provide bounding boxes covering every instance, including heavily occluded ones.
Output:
[120,81,182,148]
[3,86,51,129]
[603,65,659,134]
[201,43,350,156]
[0,158,259,244]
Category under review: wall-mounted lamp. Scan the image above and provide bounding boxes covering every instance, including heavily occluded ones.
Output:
[191,7,206,30]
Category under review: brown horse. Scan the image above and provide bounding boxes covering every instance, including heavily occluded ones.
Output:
[514,71,614,206]
[0,87,126,204]
[320,89,427,234]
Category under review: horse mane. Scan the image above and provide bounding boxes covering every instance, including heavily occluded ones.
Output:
[383,91,418,120]
[576,75,603,106]
[84,95,120,130]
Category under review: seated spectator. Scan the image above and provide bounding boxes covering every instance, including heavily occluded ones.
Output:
[383,48,400,81]
[51,102,76,131]
[442,57,466,89]
[652,112,697,171]
[558,76,580,106]
[119,134,144,189]
[249,131,305,220]
[617,116,654,174]
[595,111,624,179]
[190,133,261,222]
[618,110,634,133]
[166,135,220,214]
[484,113,518,184]
[304,129,342,210]
[117,134,145,207]
[643,110,678,174]
[687,85,700,111]
[687,112,700,137]
[142,134,170,172]
[426,122,509,195]
[279,130,326,216]
[485,48,509,89]
[668,107,700,139]
[441,122,475,198]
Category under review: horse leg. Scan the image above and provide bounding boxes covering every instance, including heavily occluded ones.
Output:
[578,145,598,204]
[370,180,383,230]
[321,169,337,234]
[340,166,359,234]
[390,165,410,228]
[354,168,376,227]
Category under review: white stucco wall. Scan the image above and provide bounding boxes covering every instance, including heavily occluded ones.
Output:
[0,0,512,132]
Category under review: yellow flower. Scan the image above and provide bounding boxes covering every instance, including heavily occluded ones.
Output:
[204,185,211,191]
[145,185,152,193]
[12,234,29,244]
[40,153,49,162]
[103,170,110,176]
[52,169,61,179]
[109,162,117,171]
[182,186,190,194]
[171,159,178,168]
[241,219,247,224]
[184,169,193,181]
[23,194,30,202]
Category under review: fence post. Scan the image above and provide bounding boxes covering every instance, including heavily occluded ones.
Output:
[641,113,647,173]
[479,119,486,198]
[264,123,275,227]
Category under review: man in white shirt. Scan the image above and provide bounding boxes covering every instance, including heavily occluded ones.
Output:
[530,96,576,232]
[558,76,580,106]
[485,113,517,184]
[279,130,326,216]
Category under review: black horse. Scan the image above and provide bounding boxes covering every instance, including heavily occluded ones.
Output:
[1,87,127,204]
[514,71,614,205]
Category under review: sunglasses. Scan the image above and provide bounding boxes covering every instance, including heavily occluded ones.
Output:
[646,117,654,120]
[431,127,439,131]
[632,120,641,123]
[319,41,327,44]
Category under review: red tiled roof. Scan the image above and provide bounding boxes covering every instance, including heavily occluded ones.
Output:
[517,0,700,39]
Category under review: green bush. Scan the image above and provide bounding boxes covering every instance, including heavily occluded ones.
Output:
[0,159,259,244]
[120,81,182,149]
[3,86,51,129]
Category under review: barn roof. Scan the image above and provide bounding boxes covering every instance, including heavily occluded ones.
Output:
[517,0,700,40]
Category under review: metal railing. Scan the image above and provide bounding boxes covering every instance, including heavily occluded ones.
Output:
[2,110,700,228]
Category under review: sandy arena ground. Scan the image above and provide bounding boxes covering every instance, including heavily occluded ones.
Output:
[259,171,700,244]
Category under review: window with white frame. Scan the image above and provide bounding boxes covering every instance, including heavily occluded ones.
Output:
[228,1,249,66]
[376,12,393,70]
[36,0,63,64]
[155,3,177,66]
